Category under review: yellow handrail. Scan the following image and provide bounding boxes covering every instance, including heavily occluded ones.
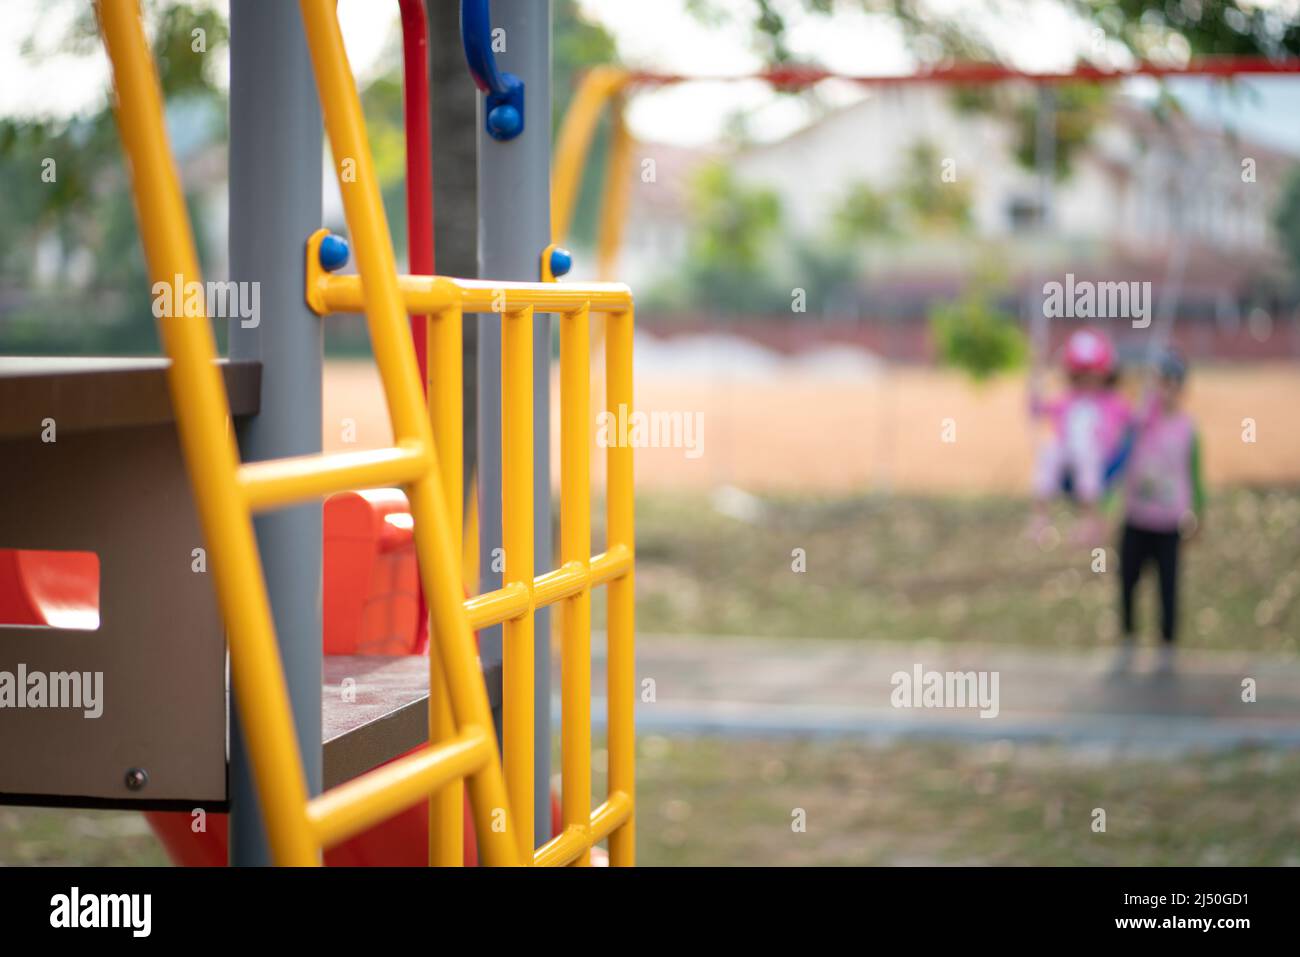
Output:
[307,245,638,867]
[97,0,634,867]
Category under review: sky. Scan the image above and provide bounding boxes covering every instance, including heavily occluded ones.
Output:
[1,0,1298,153]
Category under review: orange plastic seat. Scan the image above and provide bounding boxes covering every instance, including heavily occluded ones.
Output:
[0,548,100,631]
[324,488,424,656]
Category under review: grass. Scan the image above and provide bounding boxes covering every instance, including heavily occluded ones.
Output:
[5,487,1297,866]
[0,805,169,866]
[7,735,1300,866]
[632,735,1300,866]
[606,486,1300,651]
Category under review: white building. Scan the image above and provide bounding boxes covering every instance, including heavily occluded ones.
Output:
[614,84,1297,297]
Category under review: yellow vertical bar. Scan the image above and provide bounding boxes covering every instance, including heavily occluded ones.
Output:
[502,304,535,860]
[551,67,630,245]
[426,635,461,866]
[429,305,464,575]
[298,0,519,867]
[560,304,592,866]
[463,475,480,595]
[406,472,518,866]
[595,100,634,281]
[427,306,464,866]
[97,0,318,866]
[605,306,636,867]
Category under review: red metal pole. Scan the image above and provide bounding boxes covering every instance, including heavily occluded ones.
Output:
[399,0,433,654]
[398,0,482,869]
[400,0,434,360]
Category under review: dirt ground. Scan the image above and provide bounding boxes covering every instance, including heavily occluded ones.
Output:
[323,358,1300,493]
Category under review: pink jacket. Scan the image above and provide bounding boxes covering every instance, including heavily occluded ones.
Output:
[1032,389,1132,461]
[1124,397,1203,533]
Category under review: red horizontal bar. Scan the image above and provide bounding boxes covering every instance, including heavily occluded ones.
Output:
[625,56,1300,90]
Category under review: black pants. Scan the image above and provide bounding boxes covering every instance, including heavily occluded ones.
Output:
[1119,523,1180,644]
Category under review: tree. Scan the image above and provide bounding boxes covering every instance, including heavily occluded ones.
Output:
[834,181,897,242]
[0,2,228,355]
[691,163,783,269]
[677,161,785,312]
[899,140,972,232]
[695,1,1300,66]
[930,264,1026,381]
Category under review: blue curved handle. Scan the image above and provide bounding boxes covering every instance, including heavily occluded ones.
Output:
[460,0,524,141]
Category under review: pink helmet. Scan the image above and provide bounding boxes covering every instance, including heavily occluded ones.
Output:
[1063,329,1115,376]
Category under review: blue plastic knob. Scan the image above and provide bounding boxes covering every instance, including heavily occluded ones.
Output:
[549,246,573,278]
[318,234,350,272]
[486,104,523,140]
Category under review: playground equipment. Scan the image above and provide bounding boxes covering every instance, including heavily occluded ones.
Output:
[0,0,634,867]
[551,57,1300,281]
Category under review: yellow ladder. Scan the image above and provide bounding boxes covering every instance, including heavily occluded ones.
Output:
[98,0,634,866]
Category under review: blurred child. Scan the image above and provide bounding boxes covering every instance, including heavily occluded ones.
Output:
[1112,350,1205,675]
[1029,328,1131,544]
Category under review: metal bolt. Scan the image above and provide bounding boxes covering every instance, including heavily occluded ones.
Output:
[124,767,149,791]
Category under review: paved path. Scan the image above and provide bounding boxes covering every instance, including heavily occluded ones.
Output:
[575,634,1300,753]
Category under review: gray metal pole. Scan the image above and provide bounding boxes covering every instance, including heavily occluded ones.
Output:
[475,0,553,847]
[1035,85,1056,234]
[1029,85,1056,362]
[227,0,323,866]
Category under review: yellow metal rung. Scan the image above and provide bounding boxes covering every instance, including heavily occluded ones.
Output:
[306,729,492,850]
[532,792,633,867]
[238,445,429,513]
[310,267,633,319]
[464,582,531,631]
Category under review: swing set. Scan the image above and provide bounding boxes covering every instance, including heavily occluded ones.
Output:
[552,56,1300,283]
[550,51,1298,494]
